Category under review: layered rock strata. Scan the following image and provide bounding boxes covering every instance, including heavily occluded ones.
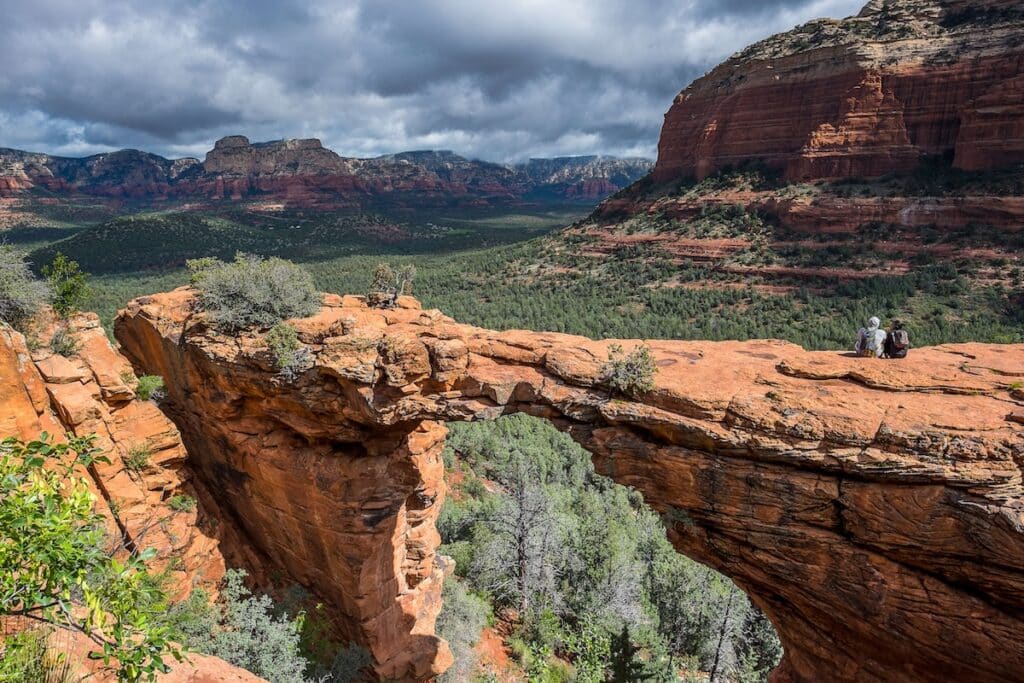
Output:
[116,289,1024,683]
[654,0,1024,182]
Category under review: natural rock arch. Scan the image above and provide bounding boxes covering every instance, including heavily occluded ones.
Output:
[114,289,1024,682]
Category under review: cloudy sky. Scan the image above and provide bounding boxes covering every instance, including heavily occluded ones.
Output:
[0,0,864,162]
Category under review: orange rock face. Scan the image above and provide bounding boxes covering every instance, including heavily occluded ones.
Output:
[654,0,1024,183]
[115,290,1024,683]
[0,315,250,678]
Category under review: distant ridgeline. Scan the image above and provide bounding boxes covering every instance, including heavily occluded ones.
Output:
[0,136,651,208]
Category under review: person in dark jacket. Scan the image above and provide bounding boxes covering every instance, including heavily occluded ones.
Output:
[884,320,910,359]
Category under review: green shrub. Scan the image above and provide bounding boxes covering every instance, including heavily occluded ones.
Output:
[264,322,312,380]
[367,262,415,308]
[0,434,180,681]
[188,254,319,331]
[0,245,51,331]
[135,375,165,401]
[172,570,314,683]
[42,253,90,318]
[124,443,151,471]
[600,343,658,397]
[49,326,80,357]
[168,494,196,512]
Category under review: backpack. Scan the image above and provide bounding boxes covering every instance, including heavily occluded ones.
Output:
[891,329,909,350]
[866,329,884,353]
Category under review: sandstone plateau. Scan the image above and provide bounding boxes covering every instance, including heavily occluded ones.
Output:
[112,288,1024,682]
[654,0,1024,183]
[0,138,651,208]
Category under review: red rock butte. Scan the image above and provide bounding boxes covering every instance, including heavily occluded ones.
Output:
[654,0,1024,182]
[111,289,1024,683]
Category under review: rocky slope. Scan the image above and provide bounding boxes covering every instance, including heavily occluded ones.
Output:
[0,137,651,208]
[568,0,1024,294]
[0,314,265,681]
[115,288,1024,683]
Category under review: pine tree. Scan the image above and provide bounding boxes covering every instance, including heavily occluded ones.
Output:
[608,625,651,682]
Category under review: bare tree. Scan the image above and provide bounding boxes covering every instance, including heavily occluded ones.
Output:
[708,584,744,682]
[472,458,561,614]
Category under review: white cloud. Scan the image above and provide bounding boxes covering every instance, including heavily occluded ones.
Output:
[0,0,865,161]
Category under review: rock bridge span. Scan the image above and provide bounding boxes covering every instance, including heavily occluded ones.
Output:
[114,289,1024,682]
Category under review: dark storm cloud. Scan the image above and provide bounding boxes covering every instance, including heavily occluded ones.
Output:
[0,0,865,161]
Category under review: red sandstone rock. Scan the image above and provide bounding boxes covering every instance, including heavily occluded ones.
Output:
[1,315,230,598]
[115,290,1024,683]
[1,317,251,679]
[0,137,650,207]
[654,0,1024,183]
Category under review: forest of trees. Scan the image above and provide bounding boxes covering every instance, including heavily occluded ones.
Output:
[436,415,782,682]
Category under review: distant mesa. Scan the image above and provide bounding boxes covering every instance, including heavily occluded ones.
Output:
[0,136,652,208]
[654,0,1024,182]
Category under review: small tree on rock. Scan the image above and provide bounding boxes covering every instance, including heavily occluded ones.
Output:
[42,252,90,319]
[188,253,319,332]
[367,263,416,309]
[264,322,312,381]
[600,344,658,398]
[0,245,51,331]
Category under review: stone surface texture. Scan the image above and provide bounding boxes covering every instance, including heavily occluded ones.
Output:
[114,289,1024,683]
[654,0,1024,183]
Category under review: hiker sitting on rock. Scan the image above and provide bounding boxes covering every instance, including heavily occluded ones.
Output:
[855,316,887,357]
[884,319,910,359]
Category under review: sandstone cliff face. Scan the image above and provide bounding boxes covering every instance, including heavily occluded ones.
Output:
[116,289,1024,683]
[0,315,263,679]
[1,313,229,596]
[654,0,1024,182]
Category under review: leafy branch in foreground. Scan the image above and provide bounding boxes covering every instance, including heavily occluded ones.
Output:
[0,434,181,682]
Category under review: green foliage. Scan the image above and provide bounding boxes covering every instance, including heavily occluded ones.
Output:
[168,571,372,683]
[264,322,312,380]
[167,495,196,513]
[0,628,77,683]
[48,202,1019,347]
[49,326,80,357]
[42,253,90,319]
[438,415,782,682]
[189,253,319,331]
[124,443,152,472]
[134,375,165,401]
[173,570,309,683]
[601,344,657,397]
[0,434,181,681]
[0,245,51,331]
[437,578,492,682]
[274,584,373,682]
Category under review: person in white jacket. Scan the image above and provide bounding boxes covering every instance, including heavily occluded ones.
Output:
[855,316,887,357]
